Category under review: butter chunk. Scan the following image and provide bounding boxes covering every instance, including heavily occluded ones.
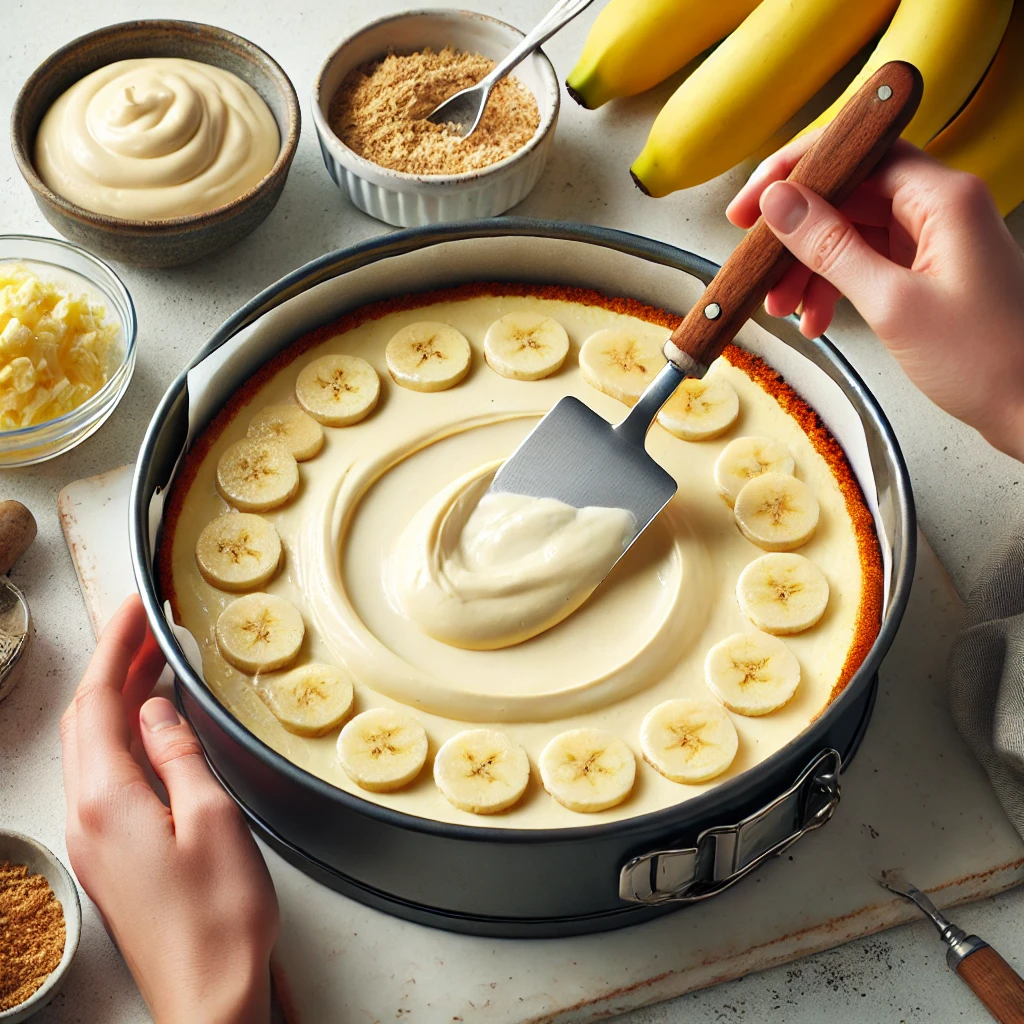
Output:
[0,263,120,429]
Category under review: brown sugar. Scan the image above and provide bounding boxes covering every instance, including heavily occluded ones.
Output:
[0,861,66,1011]
[328,47,540,175]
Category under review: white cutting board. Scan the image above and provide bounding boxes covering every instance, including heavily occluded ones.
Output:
[59,465,1024,1023]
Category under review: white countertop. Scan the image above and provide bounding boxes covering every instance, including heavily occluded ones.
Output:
[2,1,1023,1021]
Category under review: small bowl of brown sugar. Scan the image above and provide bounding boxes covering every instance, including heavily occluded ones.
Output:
[0,832,81,1022]
[312,10,559,226]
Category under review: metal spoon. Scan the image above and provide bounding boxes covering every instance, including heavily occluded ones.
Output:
[425,0,597,138]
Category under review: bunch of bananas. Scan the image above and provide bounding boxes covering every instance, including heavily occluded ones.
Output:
[567,0,1024,215]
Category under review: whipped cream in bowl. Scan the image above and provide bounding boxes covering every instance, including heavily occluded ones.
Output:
[35,57,280,220]
[12,21,300,266]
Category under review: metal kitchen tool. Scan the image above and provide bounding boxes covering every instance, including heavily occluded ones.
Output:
[425,0,596,137]
[877,873,1024,1023]
[491,61,923,557]
[0,500,36,704]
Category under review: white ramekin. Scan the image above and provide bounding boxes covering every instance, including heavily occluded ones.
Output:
[311,10,560,227]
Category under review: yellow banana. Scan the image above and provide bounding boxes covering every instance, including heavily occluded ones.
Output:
[565,0,760,110]
[798,0,1013,147]
[630,0,898,198]
[926,1,1024,216]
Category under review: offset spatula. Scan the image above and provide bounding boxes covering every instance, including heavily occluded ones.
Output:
[491,61,923,555]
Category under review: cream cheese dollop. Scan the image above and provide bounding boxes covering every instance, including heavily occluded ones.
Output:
[392,468,635,650]
[34,57,280,220]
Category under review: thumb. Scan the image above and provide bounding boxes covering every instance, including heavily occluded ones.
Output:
[759,180,906,323]
[139,697,236,831]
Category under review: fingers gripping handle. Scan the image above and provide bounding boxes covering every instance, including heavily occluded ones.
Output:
[665,60,924,375]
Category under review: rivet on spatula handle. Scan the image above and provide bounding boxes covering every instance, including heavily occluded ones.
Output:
[0,501,37,577]
[666,60,924,376]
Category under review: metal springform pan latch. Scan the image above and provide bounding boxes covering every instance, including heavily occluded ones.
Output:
[619,748,842,905]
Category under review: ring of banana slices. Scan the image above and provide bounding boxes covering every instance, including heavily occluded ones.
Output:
[189,310,848,818]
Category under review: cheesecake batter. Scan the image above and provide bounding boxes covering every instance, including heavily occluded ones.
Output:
[163,286,881,828]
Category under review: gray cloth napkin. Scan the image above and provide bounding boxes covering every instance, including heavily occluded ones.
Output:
[948,526,1024,838]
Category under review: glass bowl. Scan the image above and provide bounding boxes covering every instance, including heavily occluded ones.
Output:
[0,235,137,467]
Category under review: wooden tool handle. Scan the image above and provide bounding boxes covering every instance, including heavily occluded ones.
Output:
[956,944,1024,1024]
[667,60,923,371]
[0,501,37,576]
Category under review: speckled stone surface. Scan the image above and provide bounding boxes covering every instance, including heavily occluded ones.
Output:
[2,1,1023,1021]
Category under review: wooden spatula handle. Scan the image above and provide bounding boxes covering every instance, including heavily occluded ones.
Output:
[666,60,923,373]
[956,944,1024,1024]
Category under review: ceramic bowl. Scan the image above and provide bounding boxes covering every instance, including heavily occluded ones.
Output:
[312,10,560,227]
[0,831,81,1022]
[10,20,300,268]
[0,235,137,467]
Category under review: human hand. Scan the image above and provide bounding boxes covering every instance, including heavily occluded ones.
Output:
[60,595,279,1024]
[727,136,1024,463]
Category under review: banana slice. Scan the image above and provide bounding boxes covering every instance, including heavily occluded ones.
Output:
[705,631,801,716]
[385,321,472,393]
[733,472,820,551]
[736,552,829,635]
[216,438,300,513]
[215,592,305,674]
[337,708,428,793]
[539,728,636,813]
[195,512,282,592]
[483,312,570,381]
[578,327,666,406]
[656,375,739,441]
[640,698,738,784]
[295,354,380,426]
[433,729,531,814]
[260,663,354,737]
[714,436,796,506]
[247,404,324,461]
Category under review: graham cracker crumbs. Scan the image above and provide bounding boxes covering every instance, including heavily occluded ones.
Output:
[328,47,541,176]
[0,861,66,1011]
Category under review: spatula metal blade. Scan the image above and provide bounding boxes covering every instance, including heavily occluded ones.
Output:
[490,362,684,546]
